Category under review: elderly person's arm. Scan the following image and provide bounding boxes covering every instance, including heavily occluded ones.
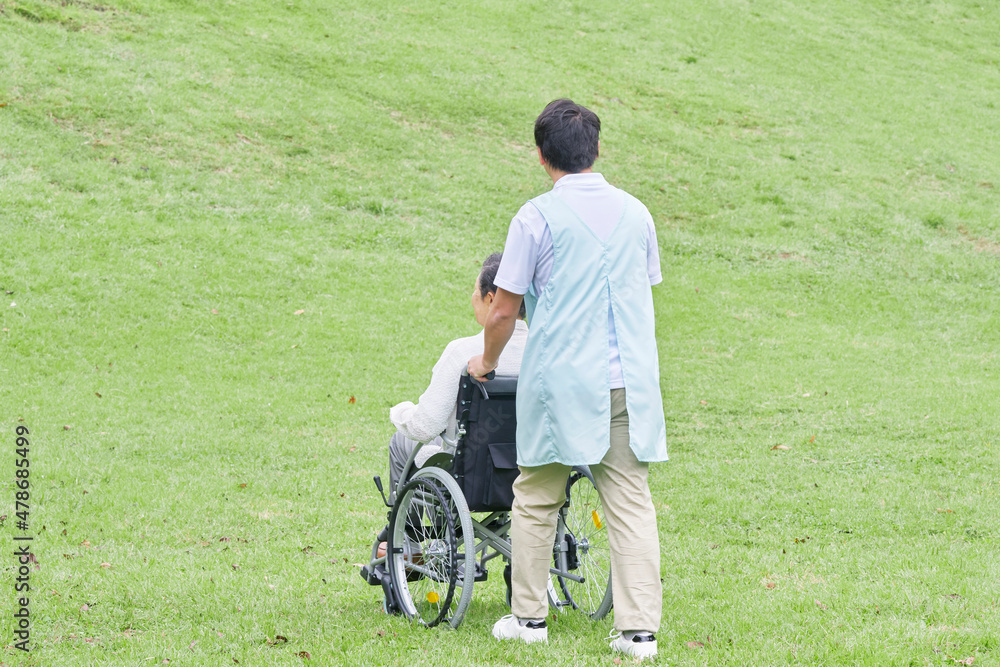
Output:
[391,338,470,443]
[468,288,523,380]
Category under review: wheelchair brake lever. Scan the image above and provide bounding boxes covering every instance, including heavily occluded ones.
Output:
[373,475,391,507]
[476,374,492,400]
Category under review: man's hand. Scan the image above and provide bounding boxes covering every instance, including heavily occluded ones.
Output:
[467,354,496,381]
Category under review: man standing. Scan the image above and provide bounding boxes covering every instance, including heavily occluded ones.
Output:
[468,98,668,661]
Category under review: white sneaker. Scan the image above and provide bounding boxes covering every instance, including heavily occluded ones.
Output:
[610,631,657,660]
[492,614,548,644]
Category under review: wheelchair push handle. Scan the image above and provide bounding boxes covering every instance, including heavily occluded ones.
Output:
[462,369,495,400]
[462,369,495,381]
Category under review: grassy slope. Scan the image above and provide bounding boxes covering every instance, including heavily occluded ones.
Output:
[1,0,998,664]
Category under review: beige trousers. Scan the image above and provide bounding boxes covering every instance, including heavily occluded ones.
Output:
[510,388,662,632]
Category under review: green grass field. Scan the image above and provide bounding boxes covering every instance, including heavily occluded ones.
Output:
[2,0,999,664]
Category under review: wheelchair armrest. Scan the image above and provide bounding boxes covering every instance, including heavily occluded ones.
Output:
[421,452,454,471]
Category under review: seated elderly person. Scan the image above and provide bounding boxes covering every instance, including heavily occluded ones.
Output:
[387,252,528,491]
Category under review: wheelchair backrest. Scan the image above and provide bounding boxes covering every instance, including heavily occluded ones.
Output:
[452,374,519,512]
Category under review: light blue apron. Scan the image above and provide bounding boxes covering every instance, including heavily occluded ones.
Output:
[517,190,669,466]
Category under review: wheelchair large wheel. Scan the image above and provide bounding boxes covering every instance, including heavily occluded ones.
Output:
[412,467,476,629]
[386,477,459,627]
[551,469,613,619]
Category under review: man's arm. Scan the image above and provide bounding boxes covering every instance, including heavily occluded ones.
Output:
[468,287,523,380]
[391,338,472,442]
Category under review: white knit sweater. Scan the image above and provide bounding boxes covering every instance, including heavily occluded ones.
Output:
[390,320,528,445]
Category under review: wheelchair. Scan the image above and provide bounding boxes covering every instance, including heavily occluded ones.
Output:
[361,374,613,629]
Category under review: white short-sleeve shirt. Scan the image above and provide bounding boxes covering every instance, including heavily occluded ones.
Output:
[495,173,662,388]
